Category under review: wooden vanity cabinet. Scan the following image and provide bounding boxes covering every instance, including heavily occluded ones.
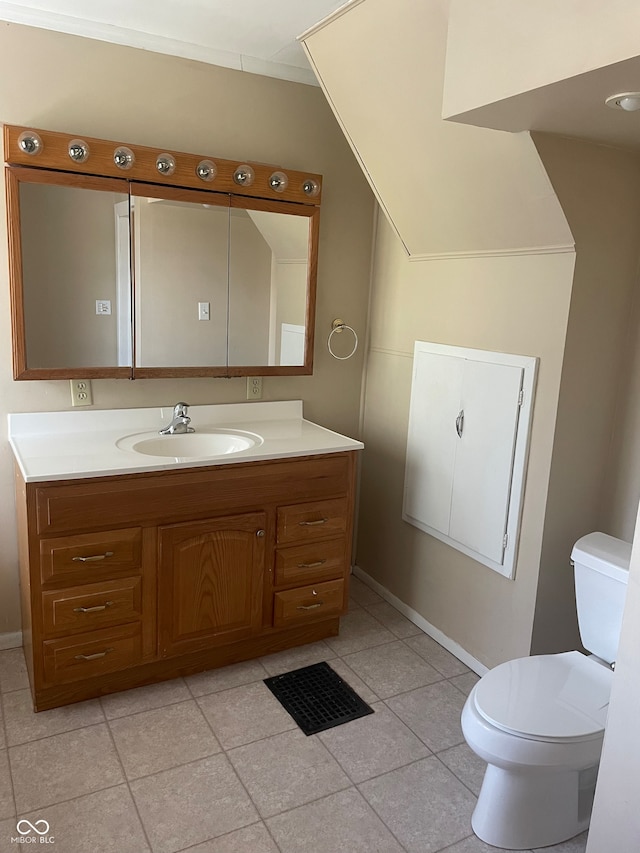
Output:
[15,452,357,711]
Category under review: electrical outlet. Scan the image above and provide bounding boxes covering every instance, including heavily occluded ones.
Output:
[246,376,263,400]
[70,379,93,407]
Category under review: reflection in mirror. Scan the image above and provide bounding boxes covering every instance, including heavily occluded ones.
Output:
[19,180,130,369]
[229,206,310,366]
[133,190,230,368]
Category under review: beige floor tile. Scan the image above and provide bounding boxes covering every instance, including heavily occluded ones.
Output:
[259,640,336,676]
[437,743,487,795]
[324,609,396,656]
[386,680,467,751]
[228,728,350,818]
[0,704,4,750]
[364,601,423,638]
[404,634,470,677]
[267,787,406,853]
[327,658,379,705]
[319,702,429,782]
[0,649,29,694]
[359,756,475,853]
[3,688,104,745]
[343,640,443,699]
[449,671,481,697]
[109,700,221,780]
[533,831,588,852]
[185,660,269,698]
[0,749,15,820]
[100,677,191,719]
[19,785,150,852]
[179,822,279,852]
[349,576,384,606]
[10,723,124,812]
[197,681,296,749]
[130,754,258,853]
[0,817,21,850]
[443,835,531,852]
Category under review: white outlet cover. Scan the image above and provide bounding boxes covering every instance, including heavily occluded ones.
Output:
[96,299,112,315]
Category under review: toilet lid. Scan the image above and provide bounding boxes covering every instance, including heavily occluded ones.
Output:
[473,651,613,741]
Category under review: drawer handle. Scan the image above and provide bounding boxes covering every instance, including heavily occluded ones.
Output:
[74,648,114,661]
[72,551,114,563]
[73,601,114,614]
[298,518,329,527]
[297,559,327,569]
[296,601,325,610]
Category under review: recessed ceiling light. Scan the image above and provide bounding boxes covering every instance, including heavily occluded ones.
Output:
[605,92,640,111]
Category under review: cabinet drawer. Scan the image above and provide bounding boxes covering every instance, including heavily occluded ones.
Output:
[273,578,345,627]
[40,528,142,585]
[275,538,347,587]
[42,623,142,685]
[277,498,348,545]
[42,577,142,637]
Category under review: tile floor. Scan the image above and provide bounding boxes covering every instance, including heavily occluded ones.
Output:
[0,576,589,853]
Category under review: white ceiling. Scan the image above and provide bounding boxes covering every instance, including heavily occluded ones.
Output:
[0,0,350,85]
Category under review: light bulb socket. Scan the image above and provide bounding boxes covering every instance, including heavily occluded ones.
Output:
[302,178,320,197]
[156,153,176,176]
[233,165,255,187]
[269,171,288,193]
[18,131,43,156]
[114,146,135,170]
[196,159,217,182]
[68,139,90,163]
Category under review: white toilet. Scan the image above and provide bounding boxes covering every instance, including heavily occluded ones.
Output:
[461,532,631,850]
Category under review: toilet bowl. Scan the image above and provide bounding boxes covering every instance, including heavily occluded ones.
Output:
[461,532,631,850]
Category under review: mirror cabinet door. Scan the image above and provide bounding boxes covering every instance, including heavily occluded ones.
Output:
[228,196,318,373]
[130,183,230,376]
[7,168,131,378]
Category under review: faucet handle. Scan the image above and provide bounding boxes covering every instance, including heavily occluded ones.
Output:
[173,402,190,417]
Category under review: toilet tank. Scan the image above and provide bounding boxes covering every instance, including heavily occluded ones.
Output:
[572,532,632,665]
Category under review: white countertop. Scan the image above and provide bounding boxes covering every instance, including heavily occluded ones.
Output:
[8,401,364,483]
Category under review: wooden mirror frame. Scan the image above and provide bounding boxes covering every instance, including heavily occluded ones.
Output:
[4,125,322,381]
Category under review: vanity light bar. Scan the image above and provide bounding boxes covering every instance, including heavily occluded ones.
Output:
[3,125,322,206]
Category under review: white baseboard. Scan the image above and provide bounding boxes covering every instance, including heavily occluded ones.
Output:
[0,632,22,651]
[352,566,488,677]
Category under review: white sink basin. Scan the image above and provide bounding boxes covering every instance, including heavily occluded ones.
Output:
[117,429,261,458]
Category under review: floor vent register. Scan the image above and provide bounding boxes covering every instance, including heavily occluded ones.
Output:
[264,661,374,735]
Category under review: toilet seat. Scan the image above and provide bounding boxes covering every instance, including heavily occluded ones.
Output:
[473,651,612,742]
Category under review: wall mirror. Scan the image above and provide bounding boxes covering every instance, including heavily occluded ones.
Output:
[4,125,321,380]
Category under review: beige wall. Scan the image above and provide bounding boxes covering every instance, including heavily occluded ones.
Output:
[0,23,374,636]
[530,135,640,654]
[357,217,574,666]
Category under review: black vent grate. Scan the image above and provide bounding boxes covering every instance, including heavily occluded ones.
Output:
[264,661,374,736]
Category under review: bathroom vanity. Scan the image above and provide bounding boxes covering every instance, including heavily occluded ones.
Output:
[9,402,362,711]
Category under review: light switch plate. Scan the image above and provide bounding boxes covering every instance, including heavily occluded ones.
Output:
[70,379,93,406]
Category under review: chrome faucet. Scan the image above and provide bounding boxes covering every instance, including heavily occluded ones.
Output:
[159,402,194,435]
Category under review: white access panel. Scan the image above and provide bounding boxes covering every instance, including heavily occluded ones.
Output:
[403,353,464,535]
[403,342,537,580]
[449,360,523,564]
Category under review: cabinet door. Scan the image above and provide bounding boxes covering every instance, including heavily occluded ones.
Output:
[449,360,523,564]
[158,512,266,657]
[403,352,464,535]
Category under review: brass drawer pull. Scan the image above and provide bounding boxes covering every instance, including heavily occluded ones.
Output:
[296,601,324,610]
[72,551,114,563]
[72,601,114,614]
[298,518,328,527]
[297,559,327,569]
[74,648,114,661]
